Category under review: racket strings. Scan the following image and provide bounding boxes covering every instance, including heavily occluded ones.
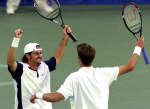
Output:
[131,27,140,33]
[34,0,60,20]
[123,5,142,33]
[130,22,141,28]
[45,8,60,19]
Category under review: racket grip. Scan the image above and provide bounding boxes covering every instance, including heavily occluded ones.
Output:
[142,48,150,64]
[67,32,77,42]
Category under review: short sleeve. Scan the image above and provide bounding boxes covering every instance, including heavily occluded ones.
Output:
[44,57,56,72]
[8,62,23,81]
[57,74,74,100]
[99,67,119,85]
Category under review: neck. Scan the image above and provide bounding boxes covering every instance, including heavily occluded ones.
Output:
[28,62,39,70]
[80,63,91,67]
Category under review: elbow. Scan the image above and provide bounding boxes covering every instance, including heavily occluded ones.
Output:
[7,59,16,68]
[55,56,61,64]
[119,64,136,76]
[7,59,14,66]
[56,59,60,64]
[7,60,11,66]
[7,56,12,66]
[128,65,135,72]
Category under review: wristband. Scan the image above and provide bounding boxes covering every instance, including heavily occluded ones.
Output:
[11,37,20,48]
[133,46,142,56]
[36,92,43,99]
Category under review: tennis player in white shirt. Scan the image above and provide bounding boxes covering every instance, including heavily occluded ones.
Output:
[30,36,144,109]
[7,25,71,109]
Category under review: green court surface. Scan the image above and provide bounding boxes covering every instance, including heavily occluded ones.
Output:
[0,5,150,109]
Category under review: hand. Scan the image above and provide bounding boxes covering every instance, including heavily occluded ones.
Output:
[30,94,36,104]
[14,29,23,38]
[63,25,71,38]
[136,36,144,48]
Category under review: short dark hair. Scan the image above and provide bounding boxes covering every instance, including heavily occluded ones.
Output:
[77,43,95,66]
[21,52,32,63]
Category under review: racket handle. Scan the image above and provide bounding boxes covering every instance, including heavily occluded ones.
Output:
[67,32,77,42]
[142,48,150,64]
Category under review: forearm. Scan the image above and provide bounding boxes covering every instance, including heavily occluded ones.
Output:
[7,47,17,65]
[127,46,141,68]
[54,35,69,64]
[38,92,64,102]
[119,46,141,76]
[7,32,22,71]
[127,53,139,70]
[7,37,20,66]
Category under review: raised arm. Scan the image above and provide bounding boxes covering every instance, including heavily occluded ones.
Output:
[7,29,23,72]
[54,25,71,64]
[118,36,144,76]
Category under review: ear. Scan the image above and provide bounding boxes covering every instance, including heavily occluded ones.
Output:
[25,54,31,60]
[78,56,81,64]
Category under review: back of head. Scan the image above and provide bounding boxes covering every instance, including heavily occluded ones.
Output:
[77,43,95,66]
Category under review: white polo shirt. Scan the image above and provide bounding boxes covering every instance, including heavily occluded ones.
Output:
[8,57,56,109]
[57,66,119,109]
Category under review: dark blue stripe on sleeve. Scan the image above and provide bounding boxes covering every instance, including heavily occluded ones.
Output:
[8,62,23,108]
[8,62,23,81]
[17,79,23,109]
[44,57,56,72]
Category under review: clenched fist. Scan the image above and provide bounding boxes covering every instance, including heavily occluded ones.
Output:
[14,29,23,38]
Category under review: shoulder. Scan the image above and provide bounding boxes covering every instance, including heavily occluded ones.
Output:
[95,66,119,73]
[44,57,56,72]
[64,71,79,82]
[40,61,47,66]
[8,62,24,80]
[96,66,119,82]
[38,61,49,70]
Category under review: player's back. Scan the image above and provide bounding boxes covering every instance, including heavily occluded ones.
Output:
[70,66,118,109]
[58,66,119,109]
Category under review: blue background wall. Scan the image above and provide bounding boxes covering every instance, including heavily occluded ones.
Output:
[1,0,150,6]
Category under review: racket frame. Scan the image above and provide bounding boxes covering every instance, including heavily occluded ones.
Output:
[122,2,149,64]
[33,0,77,42]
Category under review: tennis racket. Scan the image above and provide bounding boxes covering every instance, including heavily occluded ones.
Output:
[33,0,77,42]
[122,2,149,64]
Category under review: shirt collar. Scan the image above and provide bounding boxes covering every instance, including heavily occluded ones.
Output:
[78,66,94,72]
